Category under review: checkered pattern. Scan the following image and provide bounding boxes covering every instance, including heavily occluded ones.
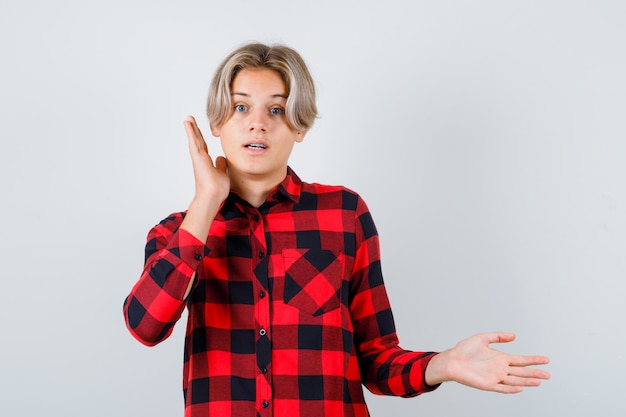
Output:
[124,168,439,417]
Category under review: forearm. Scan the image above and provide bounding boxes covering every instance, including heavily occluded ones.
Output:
[179,195,223,298]
[124,213,210,345]
[360,344,440,397]
[180,194,223,243]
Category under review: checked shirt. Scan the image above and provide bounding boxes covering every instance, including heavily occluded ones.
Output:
[123,168,439,417]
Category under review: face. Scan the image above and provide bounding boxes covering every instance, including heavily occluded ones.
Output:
[211,68,305,185]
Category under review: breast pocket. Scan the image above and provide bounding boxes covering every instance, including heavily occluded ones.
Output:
[282,248,344,316]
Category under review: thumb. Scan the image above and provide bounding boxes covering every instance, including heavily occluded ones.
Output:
[486,332,516,345]
[215,156,228,173]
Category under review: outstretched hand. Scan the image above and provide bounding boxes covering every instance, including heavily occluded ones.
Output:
[425,332,550,394]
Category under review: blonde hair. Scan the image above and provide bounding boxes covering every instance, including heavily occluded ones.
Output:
[207,43,317,132]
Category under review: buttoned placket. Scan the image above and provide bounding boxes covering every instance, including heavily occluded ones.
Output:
[248,208,273,415]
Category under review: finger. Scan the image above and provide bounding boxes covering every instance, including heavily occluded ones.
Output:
[491,384,523,394]
[509,354,550,367]
[184,116,210,156]
[184,117,203,142]
[508,365,551,380]
[504,374,544,386]
[184,115,197,134]
[188,115,205,141]
[184,118,199,146]
[186,114,199,130]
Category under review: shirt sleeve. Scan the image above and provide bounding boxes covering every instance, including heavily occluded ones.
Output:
[123,212,209,346]
[349,196,440,397]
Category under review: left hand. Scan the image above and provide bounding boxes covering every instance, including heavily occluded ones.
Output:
[425,332,550,393]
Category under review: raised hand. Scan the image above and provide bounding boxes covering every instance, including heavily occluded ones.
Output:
[180,116,230,247]
[425,332,550,394]
[183,115,230,203]
[179,116,232,298]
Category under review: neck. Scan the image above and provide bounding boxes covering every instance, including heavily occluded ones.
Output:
[229,168,287,208]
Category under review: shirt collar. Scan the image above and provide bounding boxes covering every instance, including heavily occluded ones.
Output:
[220,166,302,216]
[276,166,302,204]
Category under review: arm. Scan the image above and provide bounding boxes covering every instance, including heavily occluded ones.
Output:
[350,197,550,396]
[179,115,230,298]
[350,196,439,397]
[424,332,550,393]
[123,214,208,345]
[123,116,230,345]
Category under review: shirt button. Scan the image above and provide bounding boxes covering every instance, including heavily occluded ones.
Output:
[194,253,202,261]
[259,291,266,298]
[261,367,267,374]
[262,401,269,408]
[258,251,265,259]
[259,328,266,336]
[253,215,260,222]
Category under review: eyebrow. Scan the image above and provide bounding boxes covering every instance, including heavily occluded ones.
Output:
[231,92,288,99]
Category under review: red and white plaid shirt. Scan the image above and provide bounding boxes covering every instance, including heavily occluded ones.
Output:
[124,168,439,417]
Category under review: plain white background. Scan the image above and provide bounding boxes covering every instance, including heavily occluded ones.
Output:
[1,1,625,416]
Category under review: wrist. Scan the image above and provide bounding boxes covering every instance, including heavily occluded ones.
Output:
[180,196,224,243]
[425,349,452,386]
[192,186,229,205]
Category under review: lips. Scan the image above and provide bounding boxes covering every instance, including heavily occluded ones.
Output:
[245,143,267,149]
[244,138,269,151]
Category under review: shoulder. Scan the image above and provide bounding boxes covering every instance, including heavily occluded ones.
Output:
[148,211,187,236]
[298,180,366,212]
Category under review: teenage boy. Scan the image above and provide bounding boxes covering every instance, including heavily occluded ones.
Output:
[124,42,549,417]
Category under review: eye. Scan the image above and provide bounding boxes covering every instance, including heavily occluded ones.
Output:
[234,104,248,112]
[270,107,283,115]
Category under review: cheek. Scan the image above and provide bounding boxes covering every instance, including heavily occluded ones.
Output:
[219,137,234,154]
[218,125,238,143]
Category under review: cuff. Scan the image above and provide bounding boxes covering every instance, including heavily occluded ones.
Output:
[410,352,442,393]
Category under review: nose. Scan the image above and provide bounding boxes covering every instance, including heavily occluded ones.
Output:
[248,107,268,132]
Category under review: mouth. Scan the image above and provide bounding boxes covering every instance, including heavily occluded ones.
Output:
[245,143,267,150]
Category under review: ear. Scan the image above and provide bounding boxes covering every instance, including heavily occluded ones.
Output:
[210,123,221,137]
[295,130,307,143]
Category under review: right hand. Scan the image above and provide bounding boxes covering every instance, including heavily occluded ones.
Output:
[180,116,230,297]
[184,115,230,203]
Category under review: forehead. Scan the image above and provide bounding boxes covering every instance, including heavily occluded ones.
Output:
[231,68,287,97]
